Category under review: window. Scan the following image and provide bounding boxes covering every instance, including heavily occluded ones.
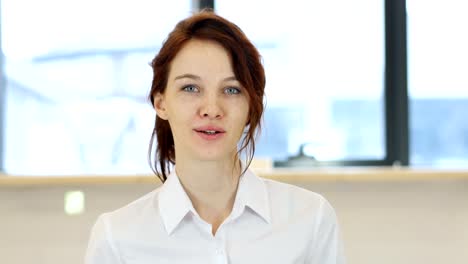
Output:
[2,0,192,174]
[216,0,386,163]
[4,0,462,174]
[407,0,468,167]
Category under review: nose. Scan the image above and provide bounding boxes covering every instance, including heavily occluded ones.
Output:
[199,94,223,119]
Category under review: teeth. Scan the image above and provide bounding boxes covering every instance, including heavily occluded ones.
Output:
[204,130,216,134]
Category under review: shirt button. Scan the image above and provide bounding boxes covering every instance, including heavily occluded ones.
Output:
[216,247,224,255]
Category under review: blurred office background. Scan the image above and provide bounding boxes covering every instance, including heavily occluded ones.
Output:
[0,0,467,264]
[2,0,467,175]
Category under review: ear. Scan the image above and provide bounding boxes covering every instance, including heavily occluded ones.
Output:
[153,92,169,120]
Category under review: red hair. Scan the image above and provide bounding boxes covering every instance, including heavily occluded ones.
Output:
[148,10,265,182]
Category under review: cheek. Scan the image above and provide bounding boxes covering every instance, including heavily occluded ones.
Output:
[239,100,250,123]
[166,100,195,122]
[232,102,250,133]
[165,109,186,133]
[168,116,189,132]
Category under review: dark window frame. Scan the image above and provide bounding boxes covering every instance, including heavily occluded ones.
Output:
[275,0,409,167]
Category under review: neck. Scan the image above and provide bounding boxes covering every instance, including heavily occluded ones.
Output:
[174,157,242,234]
[176,158,241,191]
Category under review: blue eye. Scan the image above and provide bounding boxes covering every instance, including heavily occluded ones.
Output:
[225,87,241,95]
[182,85,199,93]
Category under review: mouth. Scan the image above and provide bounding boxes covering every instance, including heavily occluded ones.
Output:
[193,127,226,140]
[194,129,225,135]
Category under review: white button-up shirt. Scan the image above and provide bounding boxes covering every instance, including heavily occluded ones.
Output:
[85,168,345,264]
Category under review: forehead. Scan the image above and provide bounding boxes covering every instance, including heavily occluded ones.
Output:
[169,39,234,77]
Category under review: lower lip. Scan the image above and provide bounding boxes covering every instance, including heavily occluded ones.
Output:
[195,131,225,141]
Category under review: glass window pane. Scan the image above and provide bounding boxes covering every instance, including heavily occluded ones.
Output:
[216,0,385,162]
[407,0,468,167]
[2,0,193,175]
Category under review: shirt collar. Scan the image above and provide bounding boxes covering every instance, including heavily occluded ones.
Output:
[158,169,196,235]
[157,166,271,235]
[234,168,271,224]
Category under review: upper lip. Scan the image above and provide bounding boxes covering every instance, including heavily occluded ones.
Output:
[194,126,226,133]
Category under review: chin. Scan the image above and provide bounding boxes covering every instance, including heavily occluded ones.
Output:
[193,148,237,162]
[196,153,228,162]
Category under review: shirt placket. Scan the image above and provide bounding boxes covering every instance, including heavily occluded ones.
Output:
[213,228,228,264]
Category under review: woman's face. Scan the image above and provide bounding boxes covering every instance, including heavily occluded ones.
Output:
[154,39,250,163]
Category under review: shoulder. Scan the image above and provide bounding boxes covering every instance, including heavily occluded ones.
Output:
[111,187,160,217]
[96,187,164,237]
[260,177,336,221]
[85,188,164,263]
[262,177,327,207]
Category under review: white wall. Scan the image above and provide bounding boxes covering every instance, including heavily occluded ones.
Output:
[1,178,467,264]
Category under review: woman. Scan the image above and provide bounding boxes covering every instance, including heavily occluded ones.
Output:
[85,10,345,264]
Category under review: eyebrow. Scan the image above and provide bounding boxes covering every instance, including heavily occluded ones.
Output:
[174,74,238,82]
[174,74,201,81]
